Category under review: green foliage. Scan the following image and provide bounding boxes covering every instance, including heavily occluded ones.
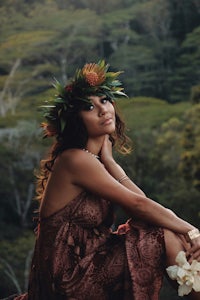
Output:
[171,26,200,101]
[168,0,200,42]
[179,104,200,192]
[0,0,200,102]
[0,31,56,61]
[0,230,35,297]
[190,84,200,104]
[117,97,189,130]
[0,120,44,227]
[116,98,200,227]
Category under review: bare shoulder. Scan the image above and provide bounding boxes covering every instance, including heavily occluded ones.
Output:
[55,149,141,210]
[59,148,100,172]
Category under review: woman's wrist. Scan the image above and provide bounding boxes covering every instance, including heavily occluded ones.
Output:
[103,159,127,180]
[117,174,130,184]
[103,157,118,171]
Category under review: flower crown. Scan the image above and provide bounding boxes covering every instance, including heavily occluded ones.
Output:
[41,60,127,138]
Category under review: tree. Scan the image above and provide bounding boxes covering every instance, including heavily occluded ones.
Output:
[107,0,179,100]
[0,121,42,227]
[0,59,21,116]
[190,84,200,104]
[110,44,158,97]
[168,0,200,43]
[0,2,102,112]
[0,233,34,297]
[171,26,200,102]
[179,104,200,191]
[0,29,57,116]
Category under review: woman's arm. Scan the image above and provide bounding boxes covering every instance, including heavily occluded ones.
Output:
[100,137,200,260]
[100,135,145,196]
[63,148,200,260]
[64,149,193,233]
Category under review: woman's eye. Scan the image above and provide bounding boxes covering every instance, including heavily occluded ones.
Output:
[101,98,109,104]
[83,104,94,111]
[88,105,94,111]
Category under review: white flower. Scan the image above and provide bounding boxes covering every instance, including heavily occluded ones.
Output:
[175,250,190,269]
[166,251,200,296]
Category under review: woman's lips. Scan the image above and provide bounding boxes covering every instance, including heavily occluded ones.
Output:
[101,118,113,125]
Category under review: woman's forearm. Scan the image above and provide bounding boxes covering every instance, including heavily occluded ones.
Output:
[129,193,195,235]
[103,159,195,235]
[103,158,146,196]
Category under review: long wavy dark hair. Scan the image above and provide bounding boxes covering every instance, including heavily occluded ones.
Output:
[36,104,132,202]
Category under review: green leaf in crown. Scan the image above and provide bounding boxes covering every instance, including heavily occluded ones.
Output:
[41,60,128,138]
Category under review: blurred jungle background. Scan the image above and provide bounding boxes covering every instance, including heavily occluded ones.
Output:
[0,0,200,299]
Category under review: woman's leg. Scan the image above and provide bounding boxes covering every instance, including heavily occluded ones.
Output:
[164,229,200,300]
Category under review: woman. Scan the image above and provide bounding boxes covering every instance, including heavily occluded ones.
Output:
[12,61,200,299]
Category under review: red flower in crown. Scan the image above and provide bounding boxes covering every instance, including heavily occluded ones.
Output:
[65,84,73,92]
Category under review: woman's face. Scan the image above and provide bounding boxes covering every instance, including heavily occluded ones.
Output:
[79,95,116,138]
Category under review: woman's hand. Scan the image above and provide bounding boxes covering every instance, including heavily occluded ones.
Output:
[100,135,124,179]
[186,236,200,262]
[100,135,114,166]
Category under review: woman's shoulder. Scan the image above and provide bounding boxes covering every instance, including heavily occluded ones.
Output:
[58,148,96,170]
[60,148,87,161]
[60,148,83,158]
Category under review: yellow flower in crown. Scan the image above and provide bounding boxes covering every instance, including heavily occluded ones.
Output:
[82,63,106,86]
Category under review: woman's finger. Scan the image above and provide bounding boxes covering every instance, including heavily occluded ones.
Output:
[187,241,200,262]
[188,250,200,263]
[187,244,199,255]
[101,135,113,160]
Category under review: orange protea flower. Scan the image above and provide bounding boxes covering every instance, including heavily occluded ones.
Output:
[82,63,106,86]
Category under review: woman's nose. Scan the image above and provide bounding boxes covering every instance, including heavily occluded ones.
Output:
[99,104,107,116]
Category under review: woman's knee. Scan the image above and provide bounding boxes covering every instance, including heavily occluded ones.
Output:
[164,229,188,266]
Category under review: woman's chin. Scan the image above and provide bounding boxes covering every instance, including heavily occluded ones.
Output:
[105,126,115,135]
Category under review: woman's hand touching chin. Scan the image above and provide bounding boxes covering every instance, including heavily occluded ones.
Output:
[100,135,114,166]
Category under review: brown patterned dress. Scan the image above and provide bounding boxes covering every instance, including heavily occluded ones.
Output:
[14,191,165,300]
